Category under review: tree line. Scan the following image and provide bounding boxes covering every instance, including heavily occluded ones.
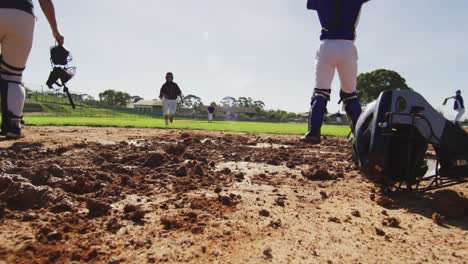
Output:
[28,68,410,113]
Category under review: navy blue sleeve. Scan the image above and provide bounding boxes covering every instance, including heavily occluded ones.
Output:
[159,84,165,99]
[362,0,370,3]
[307,0,318,10]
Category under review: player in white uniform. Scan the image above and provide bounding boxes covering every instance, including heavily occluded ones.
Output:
[302,0,369,144]
[159,72,183,126]
[444,90,465,127]
[0,0,64,139]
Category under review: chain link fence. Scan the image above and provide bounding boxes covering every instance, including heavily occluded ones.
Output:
[23,83,157,118]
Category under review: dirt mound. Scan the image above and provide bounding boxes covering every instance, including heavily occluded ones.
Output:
[144,153,166,167]
[431,190,468,219]
[123,204,146,222]
[86,199,111,217]
[0,127,466,264]
[0,174,52,210]
[301,167,336,181]
[164,144,186,156]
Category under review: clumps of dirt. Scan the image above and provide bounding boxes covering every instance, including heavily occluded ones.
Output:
[286,161,296,169]
[375,227,386,236]
[218,193,241,207]
[86,199,111,217]
[164,144,186,156]
[161,216,184,230]
[36,227,64,243]
[214,186,222,194]
[106,217,122,234]
[191,164,205,176]
[234,172,245,182]
[328,217,341,223]
[268,219,282,229]
[0,174,52,210]
[259,209,271,217]
[50,200,75,214]
[371,193,395,209]
[320,191,328,200]
[180,132,191,139]
[123,204,146,222]
[382,217,400,228]
[266,159,281,166]
[301,167,336,181]
[175,165,188,177]
[432,213,444,225]
[431,190,468,219]
[219,168,232,175]
[274,197,286,207]
[263,247,273,259]
[351,210,361,217]
[144,153,166,168]
[46,164,64,178]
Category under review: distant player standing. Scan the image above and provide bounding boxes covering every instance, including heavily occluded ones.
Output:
[336,111,342,125]
[444,90,465,126]
[302,0,369,144]
[207,103,215,123]
[159,72,182,126]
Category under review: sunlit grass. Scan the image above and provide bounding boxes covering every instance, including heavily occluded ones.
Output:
[24,116,350,137]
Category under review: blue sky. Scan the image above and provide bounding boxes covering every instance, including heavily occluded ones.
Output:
[23,0,468,117]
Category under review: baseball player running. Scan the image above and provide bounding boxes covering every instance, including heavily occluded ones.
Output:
[443,90,465,127]
[302,0,369,144]
[0,0,64,139]
[159,72,183,126]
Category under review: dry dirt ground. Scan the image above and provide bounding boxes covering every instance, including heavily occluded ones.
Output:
[0,126,467,264]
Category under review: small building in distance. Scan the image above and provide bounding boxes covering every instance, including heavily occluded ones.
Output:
[197,105,258,120]
[130,99,163,115]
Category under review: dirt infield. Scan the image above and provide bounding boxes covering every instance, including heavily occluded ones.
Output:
[0,126,467,264]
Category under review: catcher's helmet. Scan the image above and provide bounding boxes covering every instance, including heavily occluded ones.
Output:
[50,45,72,66]
[352,91,430,184]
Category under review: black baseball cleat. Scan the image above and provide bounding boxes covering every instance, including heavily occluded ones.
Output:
[5,131,22,140]
[300,135,321,145]
[4,118,23,140]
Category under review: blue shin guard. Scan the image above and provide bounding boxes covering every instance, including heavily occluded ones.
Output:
[306,89,330,138]
[340,91,362,132]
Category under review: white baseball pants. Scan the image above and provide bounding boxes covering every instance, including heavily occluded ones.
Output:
[0,9,35,117]
[314,40,358,94]
[455,108,465,123]
[163,99,178,116]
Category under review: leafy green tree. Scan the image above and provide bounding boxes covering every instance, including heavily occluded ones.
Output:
[220,96,238,107]
[253,100,265,109]
[131,95,143,103]
[98,89,133,106]
[357,69,410,104]
[182,94,203,108]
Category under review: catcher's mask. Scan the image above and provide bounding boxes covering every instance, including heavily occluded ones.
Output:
[47,45,76,89]
[46,44,77,108]
[352,91,430,184]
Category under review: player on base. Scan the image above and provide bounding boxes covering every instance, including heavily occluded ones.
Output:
[302,0,369,144]
[159,72,183,126]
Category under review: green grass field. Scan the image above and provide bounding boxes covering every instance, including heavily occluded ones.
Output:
[24,116,350,137]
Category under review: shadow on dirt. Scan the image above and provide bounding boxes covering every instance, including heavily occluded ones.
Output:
[387,189,468,230]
